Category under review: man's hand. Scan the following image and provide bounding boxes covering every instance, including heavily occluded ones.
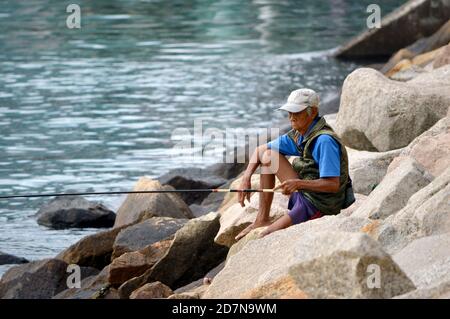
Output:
[273,179,301,195]
[238,176,251,207]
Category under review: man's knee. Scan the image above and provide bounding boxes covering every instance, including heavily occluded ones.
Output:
[260,149,281,173]
[261,149,280,166]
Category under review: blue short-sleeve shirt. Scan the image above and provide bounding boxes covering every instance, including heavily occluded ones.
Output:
[267,118,341,178]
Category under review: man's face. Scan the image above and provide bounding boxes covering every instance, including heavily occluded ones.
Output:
[288,109,310,131]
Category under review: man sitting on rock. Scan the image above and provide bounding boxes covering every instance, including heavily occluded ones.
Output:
[235,88,350,240]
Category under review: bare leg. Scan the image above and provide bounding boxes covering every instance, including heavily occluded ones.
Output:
[260,214,293,237]
[255,172,275,224]
[235,149,298,240]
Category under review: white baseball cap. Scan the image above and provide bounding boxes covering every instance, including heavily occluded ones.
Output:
[278,88,320,113]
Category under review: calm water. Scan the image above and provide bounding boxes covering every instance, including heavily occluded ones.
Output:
[0,0,404,276]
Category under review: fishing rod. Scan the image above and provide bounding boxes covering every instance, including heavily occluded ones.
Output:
[0,188,280,199]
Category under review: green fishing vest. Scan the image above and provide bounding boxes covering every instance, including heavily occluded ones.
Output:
[287,117,349,215]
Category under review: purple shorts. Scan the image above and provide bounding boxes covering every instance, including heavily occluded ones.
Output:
[287,192,323,225]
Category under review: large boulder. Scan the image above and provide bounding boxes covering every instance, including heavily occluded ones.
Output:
[347,147,403,195]
[323,113,337,130]
[0,259,98,299]
[385,45,447,79]
[339,193,368,217]
[56,226,127,269]
[112,217,187,259]
[372,167,450,254]
[53,265,119,299]
[351,157,432,220]
[214,191,290,247]
[168,285,209,300]
[381,20,450,74]
[203,230,415,298]
[387,115,450,178]
[157,168,228,205]
[36,196,115,229]
[433,43,450,69]
[335,0,450,59]
[393,233,450,289]
[408,63,450,85]
[227,215,373,262]
[225,228,268,265]
[107,239,172,286]
[130,282,173,299]
[0,252,28,265]
[114,177,193,228]
[118,212,228,298]
[389,65,428,82]
[206,161,247,180]
[172,261,225,296]
[394,281,450,299]
[336,68,450,151]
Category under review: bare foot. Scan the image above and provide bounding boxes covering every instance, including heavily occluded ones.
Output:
[259,228,271,238]
[203,277,212,285]
[235,220,271,241]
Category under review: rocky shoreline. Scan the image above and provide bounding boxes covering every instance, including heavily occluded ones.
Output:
[1,0,449,299]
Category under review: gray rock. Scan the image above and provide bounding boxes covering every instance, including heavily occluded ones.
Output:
[335,0,450,59]
[320,91,341,115]
[352,157,433,220]
[433,43,450,69]
[339,193,368,217]
[375,167,450,254]
[408,63,450,85]
[192,180,233,217]
[130,282,173,299]
[107,239,172,286]
[214,191,289,247]
[381,20,450,74]
[347,147,403,195]
[393,234,450,289]
[114,177,193,228]
[207,162,246,180]
[56,226,127,269]
[158,168,228,205]
[336,68,450,151]
[0,259,98,299]
[387,115,450,178]
[0,252,28,265]
[394,281,450,299]
[203,230,415,298]
[188,204,215,218]
[36,196,115,229]
[389,65,427,81]
[323,113,337,130]
[53,265,117,299]
[225,215,373,263]
[112,217,187,259]
[118,212,228,298]
[174,261,225,294]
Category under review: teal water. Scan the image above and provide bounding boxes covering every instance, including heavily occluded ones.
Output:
[0,0,405,275]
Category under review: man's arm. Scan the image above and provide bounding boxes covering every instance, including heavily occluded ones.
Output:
[298,177,340,193]
[274,134,342,195]
[274,177,340,195]
[238,144,268,207]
